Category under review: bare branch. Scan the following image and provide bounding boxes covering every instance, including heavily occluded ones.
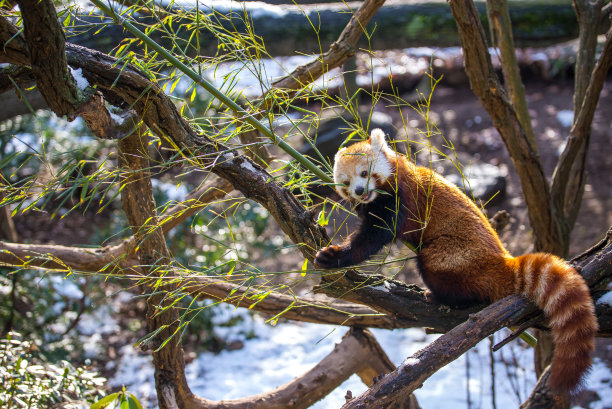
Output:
[342,293,533,409]
[182,328,418,409]
[486,0,538,155]
[271,0,386,91]
[519,366,558,409]
[551,22,612,230]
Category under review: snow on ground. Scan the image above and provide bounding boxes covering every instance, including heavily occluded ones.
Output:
[584,358,612,409]
[108,304,542,408]
[108,300,612,408]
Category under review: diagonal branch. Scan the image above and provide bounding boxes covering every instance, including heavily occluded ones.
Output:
[342,292,532,409]
[341,228,612,409]
[181,328,417,409]
[271,0,386,91]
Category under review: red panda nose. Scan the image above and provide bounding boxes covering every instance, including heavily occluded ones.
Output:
[355,186,364,196]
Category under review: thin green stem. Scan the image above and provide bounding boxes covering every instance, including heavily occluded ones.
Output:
[90,0,333,184]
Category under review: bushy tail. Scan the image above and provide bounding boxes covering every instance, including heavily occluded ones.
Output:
[515,253,598,394]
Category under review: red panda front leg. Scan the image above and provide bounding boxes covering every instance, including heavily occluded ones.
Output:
[314,230,389,269]
[315,198,403,269]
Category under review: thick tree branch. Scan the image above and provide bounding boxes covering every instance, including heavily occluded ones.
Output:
[16,0,81,117]
[118,125,195,409]
[342,293,535,408]
[3,228,611,335]
[340,228,612,408]
[0,11,134,140]
[0,10,28,65]
[177,328,418,409]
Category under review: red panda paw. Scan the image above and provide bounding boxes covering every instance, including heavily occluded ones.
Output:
[424,289,440,304]
[314,245,344,269]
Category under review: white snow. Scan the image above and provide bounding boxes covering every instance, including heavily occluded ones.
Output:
[151,179,190,202]
[581,358,612,409]
[240,160,259,174]
[596,291,612,307]
[50,275,84,299]
[108,308,551,409]
[403,357,420,366]
[69,67,90,91]
[556,110,574,128]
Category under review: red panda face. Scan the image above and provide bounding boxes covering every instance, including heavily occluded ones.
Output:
[333,129,394,204]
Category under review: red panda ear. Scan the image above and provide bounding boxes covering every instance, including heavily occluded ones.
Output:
[369,128,387,151]
[334,147,347,162]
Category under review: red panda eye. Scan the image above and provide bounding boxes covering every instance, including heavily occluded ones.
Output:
[360,170,367,177]
[343,180,350,187]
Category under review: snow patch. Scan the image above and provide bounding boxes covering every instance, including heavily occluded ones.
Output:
[596,291,612,307]
[240,160,258,174]
[582,358,612,409]
[403,357,420,366]
[556,110,574,128]
[69,67,90,91]
[50,275,84,299]
[151,179,189,202]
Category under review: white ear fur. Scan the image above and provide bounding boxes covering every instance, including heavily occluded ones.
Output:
[369,128,387,150]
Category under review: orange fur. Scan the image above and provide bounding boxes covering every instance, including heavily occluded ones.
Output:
[315,129,598,394]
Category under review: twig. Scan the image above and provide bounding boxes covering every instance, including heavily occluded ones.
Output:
[486,0,538,156]
[90,0,332,184]
[489,336,497,409]
[493,314,543,352]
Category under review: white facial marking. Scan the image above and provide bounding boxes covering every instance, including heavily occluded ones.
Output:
[333,131,394,204]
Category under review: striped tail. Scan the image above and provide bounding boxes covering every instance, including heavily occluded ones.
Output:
[515,253,598,393]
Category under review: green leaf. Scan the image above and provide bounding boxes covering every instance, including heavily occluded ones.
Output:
[301,259,308,276]
[127,394,143,409]
[90,393,119,409]
[120,394,129,409]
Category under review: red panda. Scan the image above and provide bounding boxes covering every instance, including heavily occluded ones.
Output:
[314,128,598,394]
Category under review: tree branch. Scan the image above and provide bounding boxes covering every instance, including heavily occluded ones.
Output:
[0,10,29,65]
[340,228,612,408]
[551,20,612,231]
[118,124,195,409]
[271,0,385,91]
[6,227,612,335]
[16,0,81,117]
[486,0,538,155]
[179,328,418,409]
[342,293,535,408]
